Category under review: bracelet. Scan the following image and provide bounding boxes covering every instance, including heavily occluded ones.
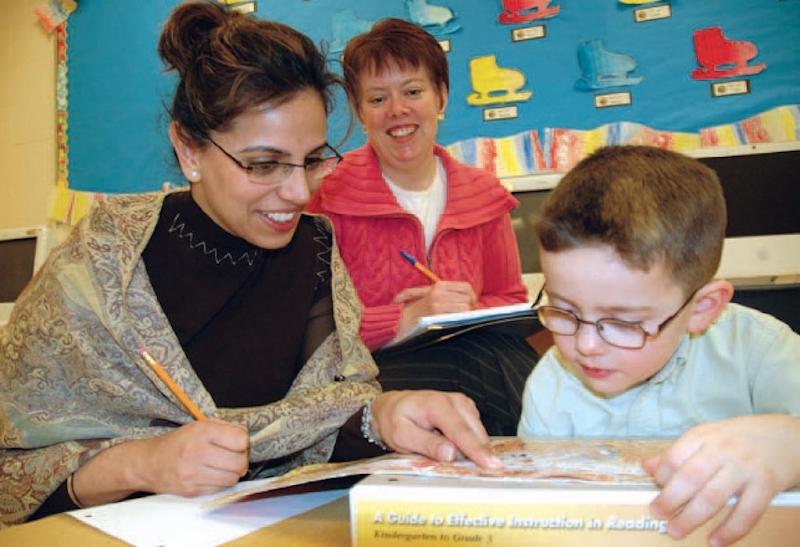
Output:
[66,472,85,509]
[361,400,389,451]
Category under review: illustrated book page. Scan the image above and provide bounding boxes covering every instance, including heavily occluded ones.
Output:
[211,438,670,507]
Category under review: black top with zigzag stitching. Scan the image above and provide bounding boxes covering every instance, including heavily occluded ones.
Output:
[142,191,333,408]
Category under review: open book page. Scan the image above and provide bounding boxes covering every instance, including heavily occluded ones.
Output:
[384,302,536,349]
[211,438,670,508]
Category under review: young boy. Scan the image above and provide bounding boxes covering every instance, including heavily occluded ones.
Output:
[518,145,800,547]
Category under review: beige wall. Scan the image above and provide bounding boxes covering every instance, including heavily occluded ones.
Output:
[0,0,56,230]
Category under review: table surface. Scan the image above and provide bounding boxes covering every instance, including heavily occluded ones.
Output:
[0,495,352,546]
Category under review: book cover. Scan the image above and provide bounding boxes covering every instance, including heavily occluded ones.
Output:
[350,474,800,546]
[346,439,800,546]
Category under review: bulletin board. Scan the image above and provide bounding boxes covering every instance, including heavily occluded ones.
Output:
[58,0,800,197]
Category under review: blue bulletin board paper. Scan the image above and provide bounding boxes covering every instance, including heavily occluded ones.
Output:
[66,0,800,193]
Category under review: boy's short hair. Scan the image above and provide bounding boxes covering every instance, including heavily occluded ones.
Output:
[535,145,726,295]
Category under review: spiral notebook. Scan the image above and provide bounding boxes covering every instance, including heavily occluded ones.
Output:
[382,302,540,352]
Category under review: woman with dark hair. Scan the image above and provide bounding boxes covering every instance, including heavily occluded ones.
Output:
[0,3,496,526]
[309,19,539,437]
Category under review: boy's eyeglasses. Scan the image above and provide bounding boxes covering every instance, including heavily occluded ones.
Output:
[207,137,342,186]
[532,287,696,349]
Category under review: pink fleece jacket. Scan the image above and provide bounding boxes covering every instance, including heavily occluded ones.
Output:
[308,144,527,350]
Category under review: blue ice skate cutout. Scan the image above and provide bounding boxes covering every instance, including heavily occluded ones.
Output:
[575,39,643,90]
[406,0,461,34]
[330,9,374,53]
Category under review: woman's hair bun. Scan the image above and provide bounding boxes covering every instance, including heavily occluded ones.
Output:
[158,1,226,77]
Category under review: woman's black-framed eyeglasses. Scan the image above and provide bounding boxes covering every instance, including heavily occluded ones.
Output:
[207,137,342,186]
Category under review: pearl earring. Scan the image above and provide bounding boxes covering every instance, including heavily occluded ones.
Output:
[190,169,199,181]
[437,111,445,121]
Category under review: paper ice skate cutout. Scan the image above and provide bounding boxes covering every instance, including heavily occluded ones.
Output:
[406,0,461,34]
[691,27,766,80]
[330,9,374,53]
[575,40,643,90]
[498,0,560,24]
[467,55,533,106]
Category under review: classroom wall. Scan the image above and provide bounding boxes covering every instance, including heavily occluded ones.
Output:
[0,0,56,231]
[63,2,800,194]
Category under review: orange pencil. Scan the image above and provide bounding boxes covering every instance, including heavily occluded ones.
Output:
[139,348,206,421]
[400,250,441,283]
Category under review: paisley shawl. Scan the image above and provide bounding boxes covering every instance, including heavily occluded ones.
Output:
[0,192,379,526]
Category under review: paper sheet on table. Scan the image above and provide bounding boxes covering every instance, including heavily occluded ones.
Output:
[68,483,347,547]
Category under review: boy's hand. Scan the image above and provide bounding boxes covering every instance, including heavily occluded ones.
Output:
[643,415,800,547]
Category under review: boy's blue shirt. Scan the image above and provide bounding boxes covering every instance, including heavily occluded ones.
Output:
[518,303,800,438]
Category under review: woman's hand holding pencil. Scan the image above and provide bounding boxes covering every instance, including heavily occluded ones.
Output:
[394,250,477,339]
[396,250,476,312]
[66,350,250,507]
[132,349,250,495]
